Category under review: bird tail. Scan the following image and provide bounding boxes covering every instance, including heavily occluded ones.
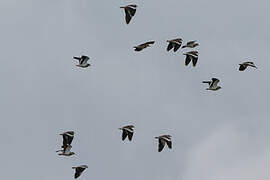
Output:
[182,45,187,48]
[72,167,76,169]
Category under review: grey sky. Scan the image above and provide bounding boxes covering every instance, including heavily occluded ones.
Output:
[0,0,270,179]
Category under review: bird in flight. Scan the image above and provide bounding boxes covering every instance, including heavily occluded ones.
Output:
[119,125,134,141]
[56,144,75,156]
[60,131,74,149]
[57,131,75,156]
[183,51,199,67]
[134,41,155,51]
[166,38,182,52]
[155,135,172,152]
[182,40,199,48]
[203,78,221,91]
[73,55,90,68]
[120,4,137,24]
[72,165,88,179]
[239,61,257,71]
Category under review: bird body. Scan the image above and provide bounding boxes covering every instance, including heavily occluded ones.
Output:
[182,40,199,48]
[203,78,221,91]
[119,125,134,141]
[120,4,137,24]
[56,144,75,156]
[239,61,257,71]
[166,38,182,52]
[155,135,172,152]
[134,41,155,51]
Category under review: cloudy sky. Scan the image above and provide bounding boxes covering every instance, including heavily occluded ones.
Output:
[1,0,270,179]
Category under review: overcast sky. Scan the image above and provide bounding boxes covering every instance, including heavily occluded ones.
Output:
[0,0,270,179]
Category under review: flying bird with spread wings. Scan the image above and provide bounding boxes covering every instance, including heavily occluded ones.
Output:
[56,131,75,156]
[120,4,137,24]
[239,61,257,71]
[155,135,172,152]
[72,165,88,179]
[203,78,222,91]
[183,51,199,67]
[166,38,182,52]
[73,55,90,68]
[119,125,134,141]
[134,41,155,51]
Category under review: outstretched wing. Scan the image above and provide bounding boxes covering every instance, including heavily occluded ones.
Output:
[62,131,74,148]
[81,56,89,64]
[127,6,136,16]
[192,56,198,66]
[173,43,181,52]
[127,131,133,141]
[166,140,172,149]
[167,42,173,51]
[185,55,192,66]
[158,139,165,152]
[122,130,128,140]
[211,78,220,88]
[239,64,246,71]
[124,9,132,24]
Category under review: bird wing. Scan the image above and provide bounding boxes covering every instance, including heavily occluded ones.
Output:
[246,62,257,68]
[81,56,89,64]
[211,78,220,88]
[127,131,133,141]
[158,139,165,152]
[62,132,74,148]
[167,42,174,51]
[126,6,136,16]
[192,56,198,66]
[187,40,196,45]
[74,167,86,179]
[74,169,82,179]
[173,43,181,52]
[124,9,132,24]
[166,140,172,149]
[185,55,192,66]
[122,130,128,140]
[239,64,247,71]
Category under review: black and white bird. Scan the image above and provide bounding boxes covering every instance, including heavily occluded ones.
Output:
[73,55,90,68]
[120,4,137,24]
[166,38,182,52]
[59,131,74,148]
[183,51,199,67]
[72,165,88,179]
[134,41,155,51]
[56,144,75,156]
[119,125,134,141]
[182,40,199,48]
[239,61,257,71]
[203,78,221,91]
[155,135,172,152]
